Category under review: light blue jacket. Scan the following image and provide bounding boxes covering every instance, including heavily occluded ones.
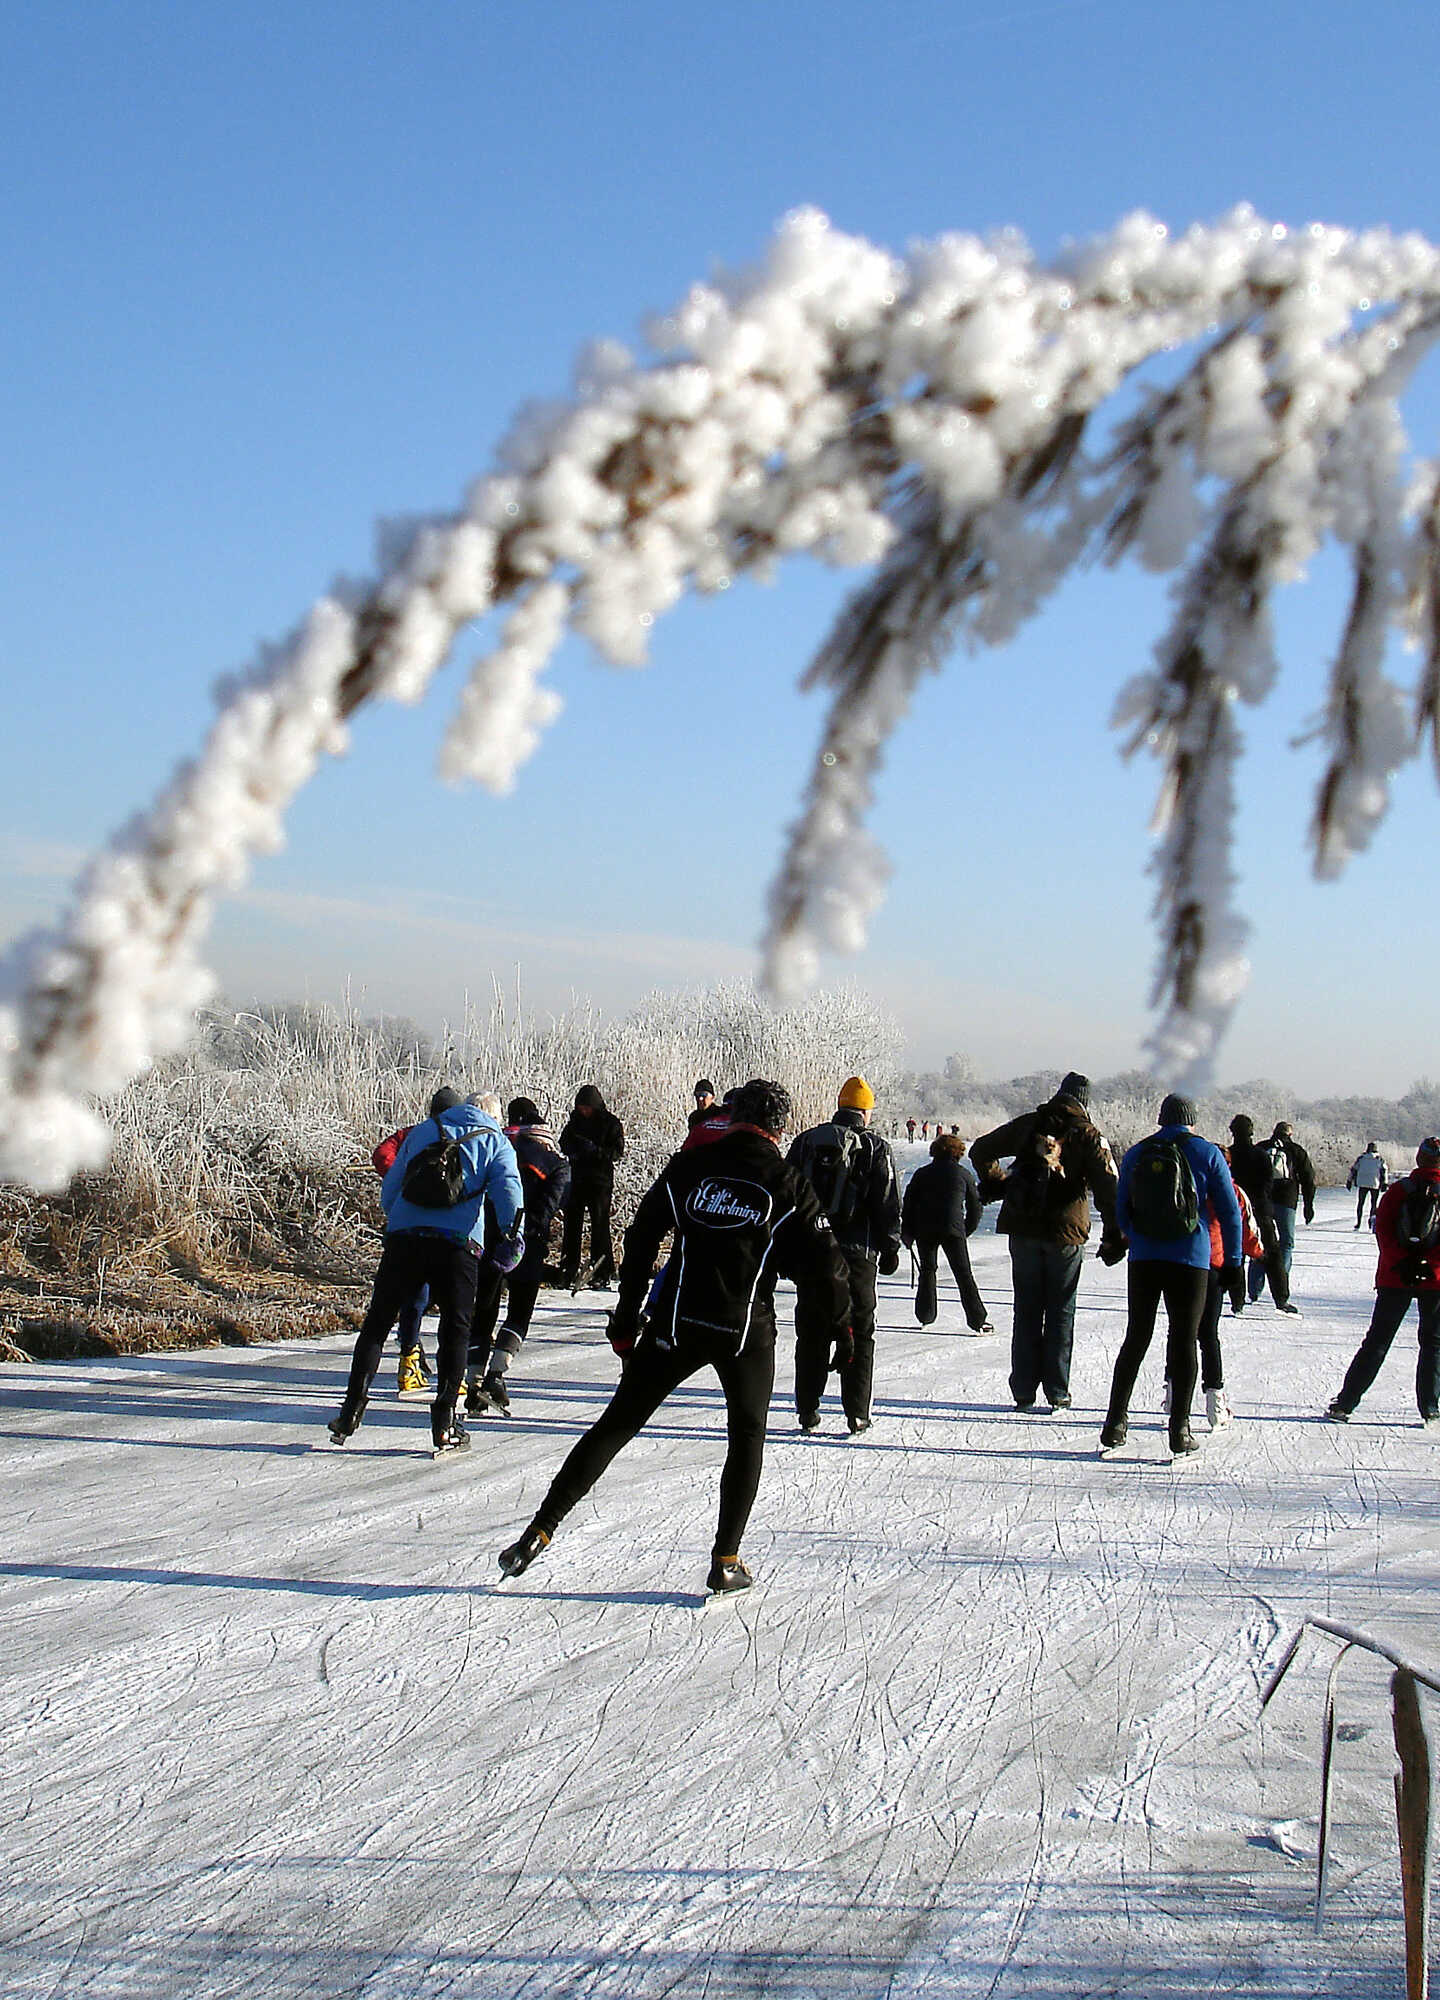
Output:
[381,1104,524,1249]
[1116,1125,1242,1269]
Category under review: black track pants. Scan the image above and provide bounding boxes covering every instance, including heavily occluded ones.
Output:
[1105,1259,1208,1441]
[533,1329,777,1561]
[346,1232,480,1407]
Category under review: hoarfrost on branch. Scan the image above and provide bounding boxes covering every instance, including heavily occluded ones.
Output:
[6,206,1440,1187]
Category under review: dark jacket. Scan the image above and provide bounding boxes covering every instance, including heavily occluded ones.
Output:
[1228,1137,1277,1223]
[786,1108,902,1260]
[506,1122,571,1237]
[1266,1134,1317,1220]
[901,1158,981,1242]
[970,1091,1120,1251]
[560,1091,625,1190]
[616,1125,850,1358]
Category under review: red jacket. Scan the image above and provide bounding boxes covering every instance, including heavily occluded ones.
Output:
[372,1127,411,1177]
[1373,1168,1440,1291]
[1208,1176,1263,1268]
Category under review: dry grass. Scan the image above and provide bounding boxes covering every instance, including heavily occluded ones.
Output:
[0,982,900,1362]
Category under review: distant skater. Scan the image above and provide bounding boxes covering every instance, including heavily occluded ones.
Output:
[1347,1142,1388,1229]
[901,1134,991,1333]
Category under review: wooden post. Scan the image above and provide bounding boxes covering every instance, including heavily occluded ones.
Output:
[1392,1668,1433,2000]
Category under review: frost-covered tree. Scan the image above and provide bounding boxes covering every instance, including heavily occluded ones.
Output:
[6,205,1440,1189]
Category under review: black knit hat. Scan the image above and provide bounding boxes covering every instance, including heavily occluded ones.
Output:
[1418,1137,1440,1165]
[694,1079,715,1099]
[729,1078,792,1136]
[507,1096,542,1127]
[1158,1093,1196,1128]
[1057,1071,1091,1107]
[429,1086,463,1116]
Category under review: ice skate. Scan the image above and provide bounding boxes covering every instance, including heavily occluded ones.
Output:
[481,1369,511,1416]
[705,1556,754,1595]
[1325,1400,1351,1423]
[326,1394,367,1444]
[1169,1426,1202,1458]
[498,1524,550,1577]
[1206,1387,1233,1429]
[429,1400,470,1455]
[397,1347,429,1395]
[1099,1418,1128,1455]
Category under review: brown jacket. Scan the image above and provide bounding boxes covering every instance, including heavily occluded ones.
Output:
[970,1092,1121,1250]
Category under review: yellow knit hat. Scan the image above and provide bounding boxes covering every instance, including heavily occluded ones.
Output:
[837,1075,876,1111]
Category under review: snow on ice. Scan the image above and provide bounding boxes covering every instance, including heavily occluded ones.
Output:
[1,1187,1436,1996]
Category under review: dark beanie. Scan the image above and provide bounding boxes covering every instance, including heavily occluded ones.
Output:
[1418,1137,1440,1166]
[429,1086,463,1116]
[694,1078,715,1098]
[1230,1114,1254,1140]
[1058,1071,1090,1107]
[1158,1093,1196,1128]
[507,1096,542,1127]
[574,1084,605,1111]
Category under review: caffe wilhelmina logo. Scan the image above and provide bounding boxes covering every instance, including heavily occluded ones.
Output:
[686,1179,771,1230]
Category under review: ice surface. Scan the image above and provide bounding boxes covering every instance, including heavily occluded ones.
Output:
[1,1189,1435,1996]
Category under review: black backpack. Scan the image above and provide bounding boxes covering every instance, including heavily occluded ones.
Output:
[1395,1177,1440,1265]
[800,1122,866,1235]
[400,1121,469,1209]
[1128,1135,1200,1240]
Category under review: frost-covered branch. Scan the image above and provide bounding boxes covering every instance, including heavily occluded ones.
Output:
[7,206,1440,1185]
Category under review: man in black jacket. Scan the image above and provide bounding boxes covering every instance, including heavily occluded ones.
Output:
[970,1072,1123,1412]
[1245,1119,1315,1305]
[558,1084,625,1288]
[498,1080,849,1594]
[787,1075,902,1435]
[1229,1114,1301,1315]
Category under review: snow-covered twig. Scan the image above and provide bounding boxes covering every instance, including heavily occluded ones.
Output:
[6,207,1440,1186]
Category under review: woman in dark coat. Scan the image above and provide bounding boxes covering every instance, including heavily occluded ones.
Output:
[900,1134,992,1333]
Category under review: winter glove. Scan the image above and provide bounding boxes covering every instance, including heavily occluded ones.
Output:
[488,1224,526,1275]
[1222,1263,1245,1312]
[1096,1234,1127,1267]
[1303,1204,1314,1226]
[606,1306,641,1358]
[878,1246,900,1277]
[829,1329,855,1373]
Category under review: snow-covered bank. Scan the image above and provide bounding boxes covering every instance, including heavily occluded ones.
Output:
[1,1190,1435,1996]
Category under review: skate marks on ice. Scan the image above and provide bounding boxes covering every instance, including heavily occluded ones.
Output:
[1,1193,1438,1995]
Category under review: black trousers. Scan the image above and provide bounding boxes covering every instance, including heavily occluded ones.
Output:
[794,1247,877,1424]
[1193,1266,1236,1391]
[1106,1260,1209,1441]
[468,1247,547,1372]
[532,1327,776,1560]
[345,1231,480,1407]
[1249,1208,1291,1307]
[1355,1186,1381,1227]
[1336,1288,1440,1417]
[561,1181,615,1279]
[913,1232,987,1330]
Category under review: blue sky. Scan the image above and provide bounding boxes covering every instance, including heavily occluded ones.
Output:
[4,0,1440,1097]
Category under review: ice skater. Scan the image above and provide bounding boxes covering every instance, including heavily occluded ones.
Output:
[497,1080,848,1594]
[1327,1138,1440,1429]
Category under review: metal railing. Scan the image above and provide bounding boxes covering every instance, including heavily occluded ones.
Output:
[1263,1617,1436,2000]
